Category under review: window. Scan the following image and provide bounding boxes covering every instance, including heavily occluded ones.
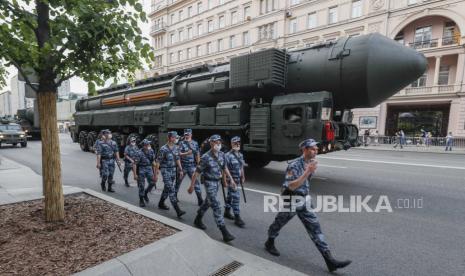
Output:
[408,0,417,5]
[154,55,163,68]
[178,30,183,41]
[260,0,277,14]
[170,33,176,44]
[197,2,203,14]
[196,45,202,56]
[414,26,433,48]
[284,107,303,123]
[170,14,176,24]
[352,0,362,18]
[258,22,277,40]
[207,42,213,54]
[217,15,225,28]
[178,50,183,61]
[188,6,193,17]
[443,22,459,45]
[231,11,238,24]
[219,0,224,4]
[290,0,299,6]
[208,0,214,9]
[289,18,297,34]
[438,65,450,85]
[179,10,184,21]
[308,12,317,29]
[187,27,193,39]
[244,6,251,20]
[229,35,236,48]
[395,31,404,45]
[411,74,427,87]
[170,52,175,63]
[217,38,224,51]
[197,23,203,36]
[243,31,250,46]
[208,20,214,32]
[187,48,192,59]
[307,103,319,120]
[328,6,338,24]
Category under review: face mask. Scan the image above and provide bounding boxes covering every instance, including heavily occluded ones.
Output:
[147,146,152,150]
[107,134,112,139]
[174,139,179,144]
[130,142,136,146]
[214,144,222,151]
[233,146,240,151]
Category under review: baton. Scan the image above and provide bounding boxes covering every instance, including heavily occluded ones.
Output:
[220,178,227,204]
[116,161,122,173]
[239,179,247,203]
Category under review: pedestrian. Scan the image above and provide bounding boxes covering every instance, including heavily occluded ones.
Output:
[363,129,370,146]
[133,139,157,207]
[156,131,186,217]
[264,138,351,272]
[123,137,139,187]
[96,129,121,192]
[188,134,236,242]
[224,136,246,228]
[374,130,379,146]
[399,129,405,148]
[393,130,402,149]
[445,132,453,151]
[176,129,203,205]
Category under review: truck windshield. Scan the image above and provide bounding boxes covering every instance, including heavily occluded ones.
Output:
[0,125,22,131]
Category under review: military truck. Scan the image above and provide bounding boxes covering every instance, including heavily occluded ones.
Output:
[16,108,41,140]
[71,33,426,168]
[0,120,28,148]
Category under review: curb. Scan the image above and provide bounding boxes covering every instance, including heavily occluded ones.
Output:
[352,146,465,155]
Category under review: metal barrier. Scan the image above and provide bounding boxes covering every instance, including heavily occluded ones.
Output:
[358,135,465,149]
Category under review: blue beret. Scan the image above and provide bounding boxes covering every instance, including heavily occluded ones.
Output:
[102,129,111,135]
[299,138,319,148]
[129,137,136,142]
[231,136,241,143]
[184,129,192,135]
[209,134,222,142]
[167,131,178,138]
[141,139,151,145]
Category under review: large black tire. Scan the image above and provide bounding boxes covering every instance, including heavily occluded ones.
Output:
[20,141,27,147]
[145,133,159,152]
[87,131,98,153]
[79,131,89,152]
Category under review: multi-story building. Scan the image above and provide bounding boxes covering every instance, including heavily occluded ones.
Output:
[147,0,465,137]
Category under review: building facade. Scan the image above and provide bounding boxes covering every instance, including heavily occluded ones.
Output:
[147,0,465,137]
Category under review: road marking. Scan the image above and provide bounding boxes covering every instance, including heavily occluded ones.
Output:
[240,187,280,196]
[318,164,347,169]
[318,156,465,170]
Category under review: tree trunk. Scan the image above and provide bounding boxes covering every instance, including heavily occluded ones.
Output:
[37,90,64,222]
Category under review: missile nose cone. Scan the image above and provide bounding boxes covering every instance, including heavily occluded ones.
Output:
[366,34,427,106]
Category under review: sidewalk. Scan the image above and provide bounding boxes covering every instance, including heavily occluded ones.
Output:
[0,156,306,276]
[353,144,465,154]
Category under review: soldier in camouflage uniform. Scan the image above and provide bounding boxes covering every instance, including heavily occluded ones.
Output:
[155,131,186,218]
[133,139,156,207]
[188,134,235,242]
[264,139,351,272]
[94,130,105,178]
[96,129,121,192]
[176,129,203,206]
[123,137,139,187]
[224,136,246,228]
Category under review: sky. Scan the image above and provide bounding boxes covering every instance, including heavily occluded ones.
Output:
[1,0,151,95]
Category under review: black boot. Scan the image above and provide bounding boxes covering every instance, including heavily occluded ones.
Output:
[158,198,170,210]
[234,214,245,228]
[173,203,186,218]
[219,225,235,242]
[124,178,130,187]
[139,196,146,207]
[143,190,150,203]
[265,238,280,256]
[196,191,204,206]
[100,181,106,192]
[322,250,352,272]
[194,212,207,230]
[107,181,115,193]
[224,207,234,220]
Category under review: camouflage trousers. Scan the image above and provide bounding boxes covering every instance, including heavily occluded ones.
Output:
[267,206,330,254]
[123,162,133,182]
[160,168,177,205]
[101,159,115,184]
[225,178,241,215]
[175,165,201,195]
[137,166,155,197]
[198,180,225,228]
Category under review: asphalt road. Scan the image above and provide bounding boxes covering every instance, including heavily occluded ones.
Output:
[1,134,465,276]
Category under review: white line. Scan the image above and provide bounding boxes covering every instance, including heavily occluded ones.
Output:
[318,156,465,170]
[318,164,347,169]
[240,187,280,196]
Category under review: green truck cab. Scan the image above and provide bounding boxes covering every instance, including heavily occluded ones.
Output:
[0,121,28,148]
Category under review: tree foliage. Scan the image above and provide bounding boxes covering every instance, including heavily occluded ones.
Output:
[0,0,153,92]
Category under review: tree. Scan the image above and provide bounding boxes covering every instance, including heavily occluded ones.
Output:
[0,0,153,222]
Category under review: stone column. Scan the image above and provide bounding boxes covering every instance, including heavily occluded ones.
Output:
[433,56,442,86]
[455,53,465,92]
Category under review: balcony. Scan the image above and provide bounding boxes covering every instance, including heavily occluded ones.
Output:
[397,85,460,96]
[150,23,168,35]
[407,35,461,50]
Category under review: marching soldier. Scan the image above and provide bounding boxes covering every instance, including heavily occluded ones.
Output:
[264,138,351,272]
[96,129,121,192]
[176,129,203,206]
[94,130,105,178]
[133,139,157,207]
[188,134,235,242]
[123,136,138,187]
[155,131,186,218]
[224,136,246,228]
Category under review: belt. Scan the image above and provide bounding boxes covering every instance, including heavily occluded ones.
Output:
[101,156,114,160]
[281,188,308,197]
[204,177,221,181]
[160,166,176,169]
